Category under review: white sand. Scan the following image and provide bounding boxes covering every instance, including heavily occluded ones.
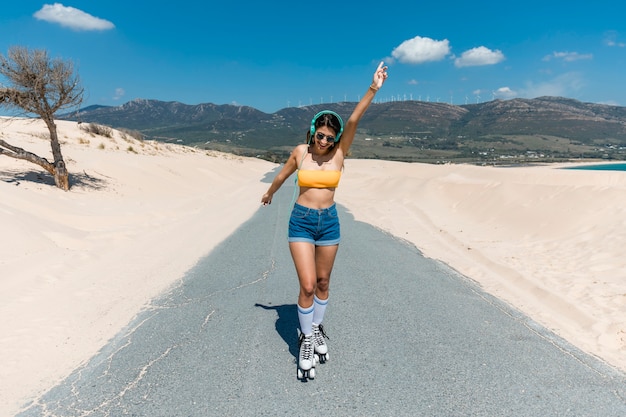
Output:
[338,159,626,375]
[0,118,269,415]
[1,117,624,415]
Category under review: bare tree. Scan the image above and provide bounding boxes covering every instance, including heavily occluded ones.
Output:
[0,46,84,190]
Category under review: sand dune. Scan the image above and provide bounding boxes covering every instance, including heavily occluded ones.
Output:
[0,117,269,415]
[338,159,626,374]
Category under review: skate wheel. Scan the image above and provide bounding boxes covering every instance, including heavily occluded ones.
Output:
[309,367,315,379]
[314,354,319,365]
[297,368,303,379]
[324,352,329,361]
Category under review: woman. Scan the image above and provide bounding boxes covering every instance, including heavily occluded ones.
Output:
[261,62,388,377]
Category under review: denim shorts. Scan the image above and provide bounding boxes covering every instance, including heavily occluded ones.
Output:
[288,203,341,246]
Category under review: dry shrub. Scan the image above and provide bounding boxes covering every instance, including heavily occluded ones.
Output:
[80,122,113,138]
[118,128,144,142]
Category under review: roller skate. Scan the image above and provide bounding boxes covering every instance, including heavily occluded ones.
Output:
[297,332,317,380]
[312,323,329,363]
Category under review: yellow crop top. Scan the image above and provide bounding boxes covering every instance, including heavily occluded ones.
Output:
[297,169,342,188]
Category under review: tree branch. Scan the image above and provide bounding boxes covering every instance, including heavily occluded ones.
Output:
[0,138,54,174]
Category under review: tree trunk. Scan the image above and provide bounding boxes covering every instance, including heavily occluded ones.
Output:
[53,159,69,190]
[47,120,70,191]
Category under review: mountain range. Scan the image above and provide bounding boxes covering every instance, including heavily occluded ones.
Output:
[61,96,626,164]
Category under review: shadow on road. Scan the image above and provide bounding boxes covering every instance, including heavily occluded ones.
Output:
[255,303,299,358]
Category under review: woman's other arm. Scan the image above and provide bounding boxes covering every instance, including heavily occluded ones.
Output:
[261,144,303,205]
[339,62,388,153]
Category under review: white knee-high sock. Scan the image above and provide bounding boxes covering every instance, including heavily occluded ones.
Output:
[312,295,328,326]
[297,304,314,335]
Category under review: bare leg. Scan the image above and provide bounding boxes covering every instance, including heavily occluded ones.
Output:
[289,242,317,308]
[314,244,339,300]
[290,242,339,305]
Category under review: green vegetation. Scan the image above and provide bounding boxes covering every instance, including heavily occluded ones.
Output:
[61,96,626,165]
[196,131,623,165]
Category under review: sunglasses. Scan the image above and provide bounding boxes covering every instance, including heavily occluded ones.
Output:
[315,132,336,143]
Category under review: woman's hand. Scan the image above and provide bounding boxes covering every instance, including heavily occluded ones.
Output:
[371,61,389,90]
[261,192,273,206]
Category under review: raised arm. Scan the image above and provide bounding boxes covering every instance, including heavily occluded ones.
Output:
[339,62,388,153]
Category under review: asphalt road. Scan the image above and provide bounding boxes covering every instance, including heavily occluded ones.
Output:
[17,173,626,417]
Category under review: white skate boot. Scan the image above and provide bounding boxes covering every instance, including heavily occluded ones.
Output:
[312,324,329,362]
[297,332,316,380]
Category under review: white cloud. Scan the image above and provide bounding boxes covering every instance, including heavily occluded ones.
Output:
[34,3,114,31]
[604,31,625,47]
[390,36,450,64]
[543,51,593,62]
[521,72,584,98]
[494,87,517,99]
[454,46,505,68]
[113,88,125,100]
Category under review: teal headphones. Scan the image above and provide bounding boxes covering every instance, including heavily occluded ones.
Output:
[309,110,344,144]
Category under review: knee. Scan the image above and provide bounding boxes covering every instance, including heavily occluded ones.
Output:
[300,283,316,298]
[316,276,330,293]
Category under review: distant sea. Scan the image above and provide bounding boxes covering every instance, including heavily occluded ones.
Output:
[565,163,626,172]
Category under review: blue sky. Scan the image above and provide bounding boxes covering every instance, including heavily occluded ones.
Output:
[1,1,625,114]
